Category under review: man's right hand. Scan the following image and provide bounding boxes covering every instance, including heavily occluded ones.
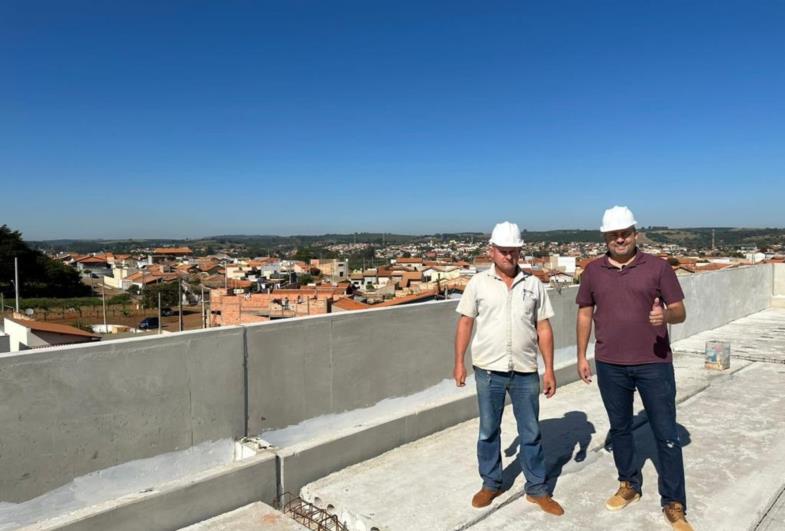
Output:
[453,363,467,387]
[577,358,592,384]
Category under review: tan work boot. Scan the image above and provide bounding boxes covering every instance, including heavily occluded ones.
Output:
[472,487,502,508]
[526,494,565,516]
[663,502,694,530]
[605,481,641,511]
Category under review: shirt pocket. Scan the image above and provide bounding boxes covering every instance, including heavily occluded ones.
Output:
[519,288,537,323]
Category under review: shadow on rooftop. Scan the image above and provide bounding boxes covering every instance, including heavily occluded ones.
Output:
[633,422,692,496]
[501,410,596,493]
[499,410,692,497]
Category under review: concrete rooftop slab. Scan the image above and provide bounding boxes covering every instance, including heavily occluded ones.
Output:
[299,305,785,531]
[180,502,308,531]
[672,308,785,364]
[475,361,785,530]
[299,354,773,530]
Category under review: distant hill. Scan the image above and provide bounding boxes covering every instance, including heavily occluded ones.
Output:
[28,227,785,253]
[643,227,785,248]
[29,232,486,254]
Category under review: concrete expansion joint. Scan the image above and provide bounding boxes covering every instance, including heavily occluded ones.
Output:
[755,482,785,530]
[451,489,526,531]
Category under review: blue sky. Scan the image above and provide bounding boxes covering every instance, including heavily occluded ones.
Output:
[2,1,784,239]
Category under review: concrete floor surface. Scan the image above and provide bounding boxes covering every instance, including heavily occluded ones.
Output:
[300,309,785,531]
[671,308,785,363]
[180,502,308,531]
[474,362,785,531]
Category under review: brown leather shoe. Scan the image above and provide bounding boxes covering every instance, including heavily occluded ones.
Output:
[606,480,641,511]
[526,494,565,516]
[472,487,502,508]
[663,502,694,531]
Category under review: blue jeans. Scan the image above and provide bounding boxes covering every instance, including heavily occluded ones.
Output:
[596,361,687,510]
[474,367,549,495]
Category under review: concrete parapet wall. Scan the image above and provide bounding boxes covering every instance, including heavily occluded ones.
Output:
[0,327,246,502]
[246,302,459,433]
[773,263,785,296]
[247,285,582,434]
[0,266,773,509]
[670,264,773,341]
[543,285,581,351]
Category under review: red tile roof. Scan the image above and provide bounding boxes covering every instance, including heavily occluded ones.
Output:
[694,263,731,271]
[376,289,439,307]
[76,255,108,264]
[153,247,193,255]
[227,279,253,289]
[332,298,370,311]
[7,318,99,339]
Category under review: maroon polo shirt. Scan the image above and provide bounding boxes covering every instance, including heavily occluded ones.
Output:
[576,250,684,365]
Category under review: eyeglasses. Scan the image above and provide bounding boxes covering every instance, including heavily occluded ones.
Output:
[605,230,635,241]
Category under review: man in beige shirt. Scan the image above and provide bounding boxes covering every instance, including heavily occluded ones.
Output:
[454,221,563,516]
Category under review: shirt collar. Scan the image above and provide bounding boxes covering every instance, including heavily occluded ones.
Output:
[488,264,528,284]
[601,248,647,269]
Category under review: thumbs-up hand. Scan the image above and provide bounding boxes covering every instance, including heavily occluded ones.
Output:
[649,297,665,327]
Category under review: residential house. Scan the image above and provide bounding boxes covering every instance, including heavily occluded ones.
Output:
[391,257,424,270]
[152,247,193,263]
[422,265,461,283]
[3,317,100,352]
[74,255,110,276]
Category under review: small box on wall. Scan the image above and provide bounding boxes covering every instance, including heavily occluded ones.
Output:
[705,341,730,370]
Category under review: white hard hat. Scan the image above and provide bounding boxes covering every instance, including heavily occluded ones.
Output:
[489,221,524,247]
[600,206,638,233]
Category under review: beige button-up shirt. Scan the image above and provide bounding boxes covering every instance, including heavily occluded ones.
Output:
[456,265,554,372]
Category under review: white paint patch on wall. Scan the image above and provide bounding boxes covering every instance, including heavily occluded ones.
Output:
[0,438,235,530]
[262,377,477,449]
[261,342,594,451]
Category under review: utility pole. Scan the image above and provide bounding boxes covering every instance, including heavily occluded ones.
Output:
[101,283,107,332]
[178,281,184,332]
[158,292,162,334]
[201,285,206,328]
[14,257,20,312]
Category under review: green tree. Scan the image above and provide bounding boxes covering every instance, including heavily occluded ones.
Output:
[0,225,91,298]
[142,282,180,308]
[108,294,132,305]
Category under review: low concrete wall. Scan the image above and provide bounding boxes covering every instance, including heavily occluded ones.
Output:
[246,302,459,433]
[670,265,773,341]
[33,453,277,531]
[0,265,772,509]
[247,286,583,434]
[773,263,785,297]
[0,327,246,502]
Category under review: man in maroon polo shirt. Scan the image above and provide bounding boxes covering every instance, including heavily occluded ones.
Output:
[576,206,693,531]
